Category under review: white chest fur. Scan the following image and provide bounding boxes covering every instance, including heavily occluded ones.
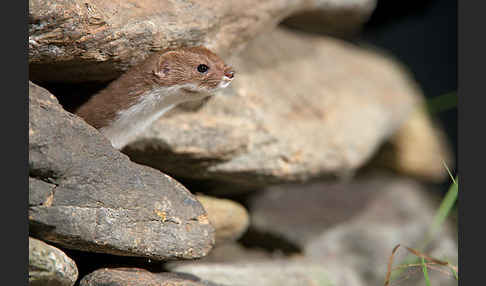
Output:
[100,86,196,149]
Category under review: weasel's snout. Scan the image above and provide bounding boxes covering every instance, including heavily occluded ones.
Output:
[218,67,235,89]
[224,67,235,79]
[225,70,235,79]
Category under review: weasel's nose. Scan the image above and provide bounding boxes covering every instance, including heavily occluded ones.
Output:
[224,69,235,79]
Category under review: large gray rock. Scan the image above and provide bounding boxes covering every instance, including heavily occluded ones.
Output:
[80,268,222,286]
[29,0,376,83]
[248,176,383,248]
[246,173,457,285]
[29,237,78,286]
[29,81,214,260]
[168,260,362,286]
[123,28,422,188]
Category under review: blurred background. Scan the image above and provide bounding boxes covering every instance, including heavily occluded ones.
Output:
[285,0,457,187]
[361,0,457,166]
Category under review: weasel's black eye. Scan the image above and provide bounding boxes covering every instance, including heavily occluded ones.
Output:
[197,64,209,73]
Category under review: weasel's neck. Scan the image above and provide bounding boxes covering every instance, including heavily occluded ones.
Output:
[100,87,185,149]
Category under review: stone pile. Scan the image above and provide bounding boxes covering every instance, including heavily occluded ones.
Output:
[29,0,456,285]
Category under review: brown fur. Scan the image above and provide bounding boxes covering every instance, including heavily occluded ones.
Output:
[75,46,233,129]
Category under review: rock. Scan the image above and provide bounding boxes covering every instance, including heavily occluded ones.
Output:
[245,173,457,285]
[307,224,458,286]
[193,243,274,263]
[79,268,221,286]
[123,28,421,189]
[170,173,457,286]
[29,0,376,83]
[196,195,250,245]
[29,237,78,286]
[28,81,214,260]
[247,177,383,248]
[168,259,364,286]
[375,107,454,182]
[305,175,457,285]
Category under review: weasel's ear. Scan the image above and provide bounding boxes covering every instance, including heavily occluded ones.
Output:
[154,59,170,77]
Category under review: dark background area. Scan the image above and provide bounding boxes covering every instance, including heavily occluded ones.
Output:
[360,0,457,174]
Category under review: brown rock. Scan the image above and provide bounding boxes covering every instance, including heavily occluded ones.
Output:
[123,28,422,188]
[196,195,250,245]
[29,0,376,83]
[29,237,78,286]
[79,268,222,286]
[29,81,214,260]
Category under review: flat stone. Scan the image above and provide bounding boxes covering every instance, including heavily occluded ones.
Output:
[123,28,422,188]
[79,268,222,286]
[29,237,78,286]
[29,0,376,83]
[29,81,214,260]
[167,260,364,286]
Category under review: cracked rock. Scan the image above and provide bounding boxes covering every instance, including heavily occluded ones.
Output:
[29,0,376,83]
[79,268,223,286]
[28,81,214,260]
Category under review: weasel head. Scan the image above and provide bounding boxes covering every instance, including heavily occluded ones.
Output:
[153,46,234,96]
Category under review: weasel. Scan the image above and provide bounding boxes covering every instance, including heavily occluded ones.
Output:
[75,46,235,149]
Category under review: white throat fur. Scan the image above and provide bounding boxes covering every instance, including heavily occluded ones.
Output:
[101,78,232,149]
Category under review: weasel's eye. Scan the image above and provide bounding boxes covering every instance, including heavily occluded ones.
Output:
[197,64,209,73]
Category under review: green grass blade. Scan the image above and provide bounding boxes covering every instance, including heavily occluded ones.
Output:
[421,257,431,286]
[442,160,456,184]
[450,264,458,280]
[390,175,458,281]
[429,176,458,237]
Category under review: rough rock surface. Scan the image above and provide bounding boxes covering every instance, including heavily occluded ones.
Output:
[123,28,421,187]
[196,195,250,245]
[246,173,457,285]
[29,81,214,260]
[29,237,78,286]
[29,0,376,83]
[80,268,222,286]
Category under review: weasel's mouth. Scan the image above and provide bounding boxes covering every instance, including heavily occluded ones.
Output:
[219,76,233,89]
